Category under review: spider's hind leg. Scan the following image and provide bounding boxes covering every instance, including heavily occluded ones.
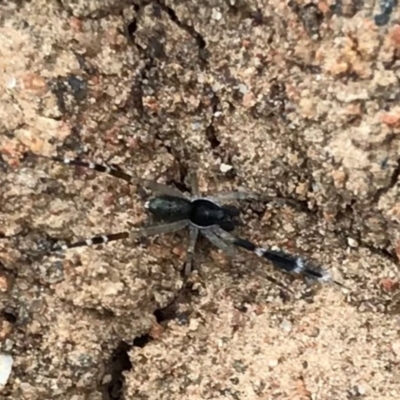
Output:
[52,220,189,252]
[212,226,336,284]
[52,232,129,251]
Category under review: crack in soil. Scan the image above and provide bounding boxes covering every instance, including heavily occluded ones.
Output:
[154,0,208,67]
[102,341,133,400]
[101,287,195,399]
[373,157,400,204]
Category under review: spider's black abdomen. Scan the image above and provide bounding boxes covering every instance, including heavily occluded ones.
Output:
[146,195,192,221]
[190,199,227,227]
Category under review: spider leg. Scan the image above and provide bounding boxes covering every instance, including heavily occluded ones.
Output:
[212,226,334,284]
[143,180,188,199]
[0,231,23,239]
[211,191,304,210]
[52,232,129,251]
[37,155,187,198]
[52,220,189,252]
[188,170,200,197]
[133,220,189,237]
[184,226,199,275]
[201,228,236,257]
[210,191,260,203]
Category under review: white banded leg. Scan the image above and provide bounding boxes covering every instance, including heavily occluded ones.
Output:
[52,232,129,251]
[200,227,291,292]
[212,226,333,284]
[52,220,189,252]
[37,155,187,198]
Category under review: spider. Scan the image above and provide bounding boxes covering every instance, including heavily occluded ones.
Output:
[33,154,335,284]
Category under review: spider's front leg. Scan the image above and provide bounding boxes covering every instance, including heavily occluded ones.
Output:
[31,153,188,198]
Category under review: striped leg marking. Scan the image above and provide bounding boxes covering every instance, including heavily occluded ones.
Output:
[212,226,332,284]
[44,155,187,198]
[52,232,129,251]
[50,156,134,183]
[52,221,189,252]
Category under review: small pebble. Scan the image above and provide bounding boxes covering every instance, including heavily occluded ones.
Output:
[0,353,13,387]
[268,359,279,368]
[220,163,233,173]
[5,75,16,89]
[352,384,366,396]
[0,276,8,292]
[238,83,248,94]
[280,319,293,333]
[347,237,358,248]
[189,318,200,331]
[211,8,222,21]
[191,122,202,131]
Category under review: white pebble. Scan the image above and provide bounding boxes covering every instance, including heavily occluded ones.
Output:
[347,237,358,248]
[220,163,233,173]
[280,319,293,333]
[238,84,248,94]
[0,353,13,387]
[356,385,366,395]
[268,359,278,368]
[5,75,16,89]
[211,8,222,20]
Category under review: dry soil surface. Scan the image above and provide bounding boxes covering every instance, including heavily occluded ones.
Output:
[1,1,400,400]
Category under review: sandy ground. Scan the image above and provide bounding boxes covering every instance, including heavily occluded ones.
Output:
[0,0,400,399]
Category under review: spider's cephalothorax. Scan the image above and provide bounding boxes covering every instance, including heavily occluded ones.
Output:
[146,196,239,231]
[34,154,337,284]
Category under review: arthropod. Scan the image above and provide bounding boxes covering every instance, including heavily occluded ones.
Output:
[33,154,334,284]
